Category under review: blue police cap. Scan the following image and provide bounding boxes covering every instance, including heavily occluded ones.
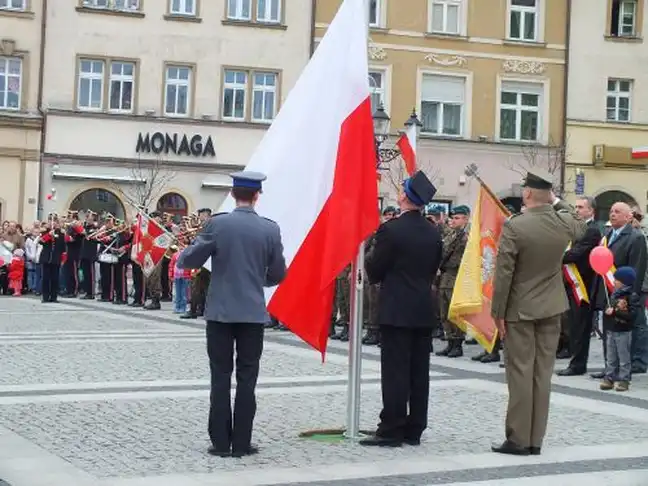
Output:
[402,171,437,207]
[230,171,267,191]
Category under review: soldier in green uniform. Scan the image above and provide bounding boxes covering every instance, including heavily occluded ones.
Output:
[331,265,351,341]
[436,205,470,358]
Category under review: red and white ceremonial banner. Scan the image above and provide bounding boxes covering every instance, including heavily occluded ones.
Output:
[632,146,648,159]
[131,213,174,277]
[396,123,417,176]
[214,0,379,357]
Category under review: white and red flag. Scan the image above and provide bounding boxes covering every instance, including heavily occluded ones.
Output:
[632,146,648,159]
[216,0,379,356]
[396,123,417,176]
[131,213,174,277]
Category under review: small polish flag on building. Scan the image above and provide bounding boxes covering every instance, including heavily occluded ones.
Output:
[396,123,417,176]
[216,0,380,356]
[632,146,648,159]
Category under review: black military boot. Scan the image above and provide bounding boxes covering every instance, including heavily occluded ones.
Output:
[480,351,501,363]
[338,324,349,342]
[435,340,452,357]
[144,298,161,311]
[447,340,464,358]
[472,350,488,361]
[362,329,380,346]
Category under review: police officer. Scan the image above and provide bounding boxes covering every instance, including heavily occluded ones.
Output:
[178,171,286,458]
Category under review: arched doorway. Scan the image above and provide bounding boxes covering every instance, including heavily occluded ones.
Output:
[69,188,126,220]
[157,192,188,222]
[594,190,638,223]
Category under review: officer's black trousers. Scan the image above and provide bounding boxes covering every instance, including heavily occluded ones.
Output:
[80,259,95,296]
[161,258,171,299]
[568,302,594,372]
[41,263,60,302]
[377,325,432,441]
[131,263,145,305]
[206,322,264,452]
[99,262,112,301]
[113,263,128,302]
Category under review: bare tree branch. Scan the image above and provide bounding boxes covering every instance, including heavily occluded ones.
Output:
[382,154,441,197]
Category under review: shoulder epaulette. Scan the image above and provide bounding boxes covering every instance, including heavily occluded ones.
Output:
[210,212,227,219]
[507,213,521,221]
[261,216,278,224]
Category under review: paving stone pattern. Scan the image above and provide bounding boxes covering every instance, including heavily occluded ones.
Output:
[2,387,647,478]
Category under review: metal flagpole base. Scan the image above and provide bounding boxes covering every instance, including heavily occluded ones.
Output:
[298,428,372,443]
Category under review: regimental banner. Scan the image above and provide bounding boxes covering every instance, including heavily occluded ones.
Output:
[132,213,174,277]
[448,183,509,353]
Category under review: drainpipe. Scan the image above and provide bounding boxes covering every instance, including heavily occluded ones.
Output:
[36,0,48,220]
[309,0,317,57]
[560,0,572,196]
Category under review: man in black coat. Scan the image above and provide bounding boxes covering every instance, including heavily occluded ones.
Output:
[590,202,647,379]
[557,196,601,376]
[360,171,443,448]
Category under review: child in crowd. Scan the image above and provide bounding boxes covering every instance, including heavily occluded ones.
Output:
[601,266,639,392]
[169,246,192,314]
[8,248,25,297]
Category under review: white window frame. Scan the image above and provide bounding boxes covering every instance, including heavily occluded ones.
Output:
[617,0,637,36]
[227,0,252,20]
[507,0,539,42]
[0,57,22,111]
[419,72,467,137]
[606,78,632,123]
[222,70,248,121]
[164,65,192,117]
[77,59,105,111]
[108,61,135,113]
[256,0,281,23]
[169,0,196,16]
[497,80,544,143]
[83,0,140,10]
[0,0,26,11]
[369,0,384,28]
[251,72,278,123]
[368,69,387,115]
[428,0,462,35]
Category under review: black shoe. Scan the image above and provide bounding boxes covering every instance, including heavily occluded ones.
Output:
[472,350,488,361]
[81,295,94,300]
[435,343,452,357]
[491,440,530,456]
[358,435,402,447]
[207,446,231,458]
[480,352,500,363]
[403,437,421,446]
[590,371,605,379]
[362,331,380,346]
[447,341,464,358]
[180,312,198,319]
[339,328,349,342]
[499,363,506,368]
[557,367,586,376]
[144,301,161,310]
[231,445,259,458]
[528,447,541,455]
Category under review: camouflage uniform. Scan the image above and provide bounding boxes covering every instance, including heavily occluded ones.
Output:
[363,233,380,345]
[438,228,468,340]
[331,265,351,340]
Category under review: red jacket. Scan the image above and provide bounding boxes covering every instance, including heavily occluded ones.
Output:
[8,256,25,282]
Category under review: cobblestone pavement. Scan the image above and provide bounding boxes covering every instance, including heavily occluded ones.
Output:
[0,296,646,486]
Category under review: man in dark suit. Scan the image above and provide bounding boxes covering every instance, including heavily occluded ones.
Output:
[360,171,443,448]
[558,196,601,376]
[590,202,647,379]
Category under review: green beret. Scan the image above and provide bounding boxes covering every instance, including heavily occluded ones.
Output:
[451,205,470,216]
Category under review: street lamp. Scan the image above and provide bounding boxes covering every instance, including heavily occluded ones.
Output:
[372,105,423,169]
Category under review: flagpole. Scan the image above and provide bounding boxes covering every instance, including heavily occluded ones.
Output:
[345,241,365,439]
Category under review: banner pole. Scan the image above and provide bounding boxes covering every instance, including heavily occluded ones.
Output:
[345,241,365,439]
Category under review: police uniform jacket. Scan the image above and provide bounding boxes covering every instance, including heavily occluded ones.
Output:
[39,229,66,265]
[177,206,286,324]
[491,200,587,322]
[365,210,443,328]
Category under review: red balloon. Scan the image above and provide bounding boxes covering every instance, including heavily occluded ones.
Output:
[589,246,614,276]
[46,194,52,200]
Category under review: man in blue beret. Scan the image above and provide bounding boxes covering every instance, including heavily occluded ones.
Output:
[178,170,287,458]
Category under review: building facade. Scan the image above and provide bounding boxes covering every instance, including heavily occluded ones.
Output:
[0,0,43,225]
[41,0,312,220]
[565,0,648,220]
[316,0,568,210]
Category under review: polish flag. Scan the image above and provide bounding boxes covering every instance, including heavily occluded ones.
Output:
[396,124,417,176]
[632,146,648,159]
[217,0,379,356]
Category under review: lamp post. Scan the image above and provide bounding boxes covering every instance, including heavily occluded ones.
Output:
[372,105,423,172]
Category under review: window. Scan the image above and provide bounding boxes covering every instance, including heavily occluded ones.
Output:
[164,65,192,117]
[610,0,637,37]
[227,0,251,20]
[606,79,632,122]
[82,0,140,11]
[169,0,196,16]
[429,0,460,34]
[508,0,538,42]
[257,0,281,23]
[223,70,248,121]
[420,74,465,136]
[0,0,26,11]
[78,59,104,110]
[252,72,277,122]
[0,57,21,110]
[222,68,279,123]
[369,0,380,27]
[109,61,134,112]
[368,71,386,114]
[499,82,543,141]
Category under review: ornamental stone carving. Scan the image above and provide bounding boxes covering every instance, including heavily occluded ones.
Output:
[0,39,16,56]
[502,59,546,75]
[368,43,387,61]
[424,54,467,67]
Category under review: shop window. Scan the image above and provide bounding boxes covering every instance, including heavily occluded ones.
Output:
[157,192,188,218]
